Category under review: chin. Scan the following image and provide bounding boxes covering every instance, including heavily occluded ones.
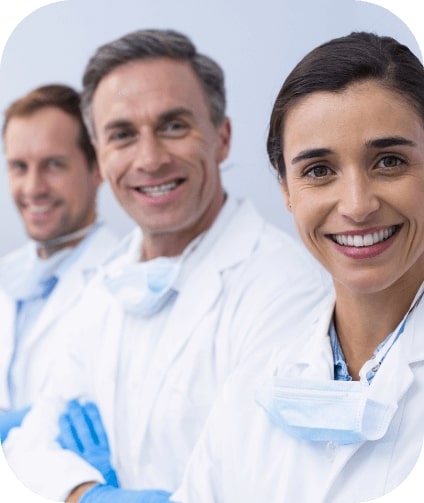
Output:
[337,274,397,296]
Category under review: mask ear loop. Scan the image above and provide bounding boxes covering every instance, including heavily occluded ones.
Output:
[33,222,97,252]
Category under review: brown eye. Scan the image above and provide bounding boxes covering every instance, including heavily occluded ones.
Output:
[379,156,403,168]
[305,165,332,179]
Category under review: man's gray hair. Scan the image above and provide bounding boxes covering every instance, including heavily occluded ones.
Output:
[81,28,226,139]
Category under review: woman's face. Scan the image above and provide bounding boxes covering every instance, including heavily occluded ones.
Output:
[281,80,424,296]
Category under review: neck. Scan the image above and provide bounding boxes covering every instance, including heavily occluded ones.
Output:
[141,192,226,260]
[333,277,423,380]
[36,221,96,259]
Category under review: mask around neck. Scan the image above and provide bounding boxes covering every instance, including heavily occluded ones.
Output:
[256,377,397,445]
[103,256,181,317]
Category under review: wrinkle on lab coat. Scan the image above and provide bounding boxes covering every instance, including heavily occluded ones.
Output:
[172,288,424,503]
[4,197,331,501]
[0,223,118,411]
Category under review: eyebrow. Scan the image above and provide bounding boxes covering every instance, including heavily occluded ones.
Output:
[103,120,132,133]
[291,148,333,164]
[157,107,194,123]
[291,136,417,165]
[365,136,417,149]
[102,107,194,133]
[7,154,68,163]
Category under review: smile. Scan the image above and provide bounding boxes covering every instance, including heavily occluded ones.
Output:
[329,225,401,247]
[136,180,183,197]
[26,204,53,214]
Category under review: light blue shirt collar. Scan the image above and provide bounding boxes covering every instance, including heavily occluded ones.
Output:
[330,283,424,383]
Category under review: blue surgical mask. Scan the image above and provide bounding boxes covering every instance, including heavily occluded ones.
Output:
[256,377,396,445]
[103,257,181,317]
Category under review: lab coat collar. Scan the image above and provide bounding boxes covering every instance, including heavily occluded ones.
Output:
[271,280,424,378]
[268,282,424,410]
[20,224,116,350]
[271,291,336,380]
[401,281,424,364]
[0,242,41,297]
[154,196,266,369]
[162,196,266,350]
[0,224,116,409]
[128,197,268,448]
[99,196,257,293]
[0,293,15,411]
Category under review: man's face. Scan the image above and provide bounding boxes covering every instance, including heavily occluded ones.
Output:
[92,58,231,259]
[5,107,101,252]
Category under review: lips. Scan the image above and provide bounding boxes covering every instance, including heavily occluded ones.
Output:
[135,178,184,198]
[328,225,401,248]
[26,204,53,214]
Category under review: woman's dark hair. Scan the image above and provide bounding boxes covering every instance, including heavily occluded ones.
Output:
[267,31,424,179]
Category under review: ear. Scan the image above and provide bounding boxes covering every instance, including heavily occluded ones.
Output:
[280,177,292,212]
[216,117,231,163]
[91,137,107,182]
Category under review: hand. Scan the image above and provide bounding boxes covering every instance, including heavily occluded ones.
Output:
[79,484,171,503]
[57,400,119,487]
[0,406,30,441]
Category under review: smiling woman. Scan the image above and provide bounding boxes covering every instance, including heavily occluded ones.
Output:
[281,81,424,307]
[269,35,424,382]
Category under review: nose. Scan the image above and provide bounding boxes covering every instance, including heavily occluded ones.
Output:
[133,132,171,173]
[337,171,380,223]
[22,167,49,199]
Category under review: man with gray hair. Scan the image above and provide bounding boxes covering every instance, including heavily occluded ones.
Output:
[4,29,330,502]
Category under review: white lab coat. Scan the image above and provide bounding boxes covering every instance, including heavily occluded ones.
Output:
[0,223,118,410]
[3,197,331,501]
[173,288,424,503]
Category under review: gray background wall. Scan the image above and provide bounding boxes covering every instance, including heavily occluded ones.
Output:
[0,0,419,256]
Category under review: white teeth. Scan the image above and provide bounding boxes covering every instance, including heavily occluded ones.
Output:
[332,226,398,247]
[28,205,51,214]
[138,181,178,197]
[363,234,374,246]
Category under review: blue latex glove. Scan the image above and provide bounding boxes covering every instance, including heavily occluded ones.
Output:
[57,400,119,487]
[80,485,171,503]
[0,406,30,441]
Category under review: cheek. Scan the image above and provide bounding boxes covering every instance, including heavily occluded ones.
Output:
[98,154,122,184]
[292,210,314,239]
[290,193,326,240]
[8,177,18,197]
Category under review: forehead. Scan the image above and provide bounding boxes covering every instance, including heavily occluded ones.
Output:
[4,107,80,153]
[92,58,210,125]
[283,81,423,152]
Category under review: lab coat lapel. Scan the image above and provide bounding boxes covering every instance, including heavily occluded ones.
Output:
[273,292,336,380]
[403,288,424,367]
[0,294,15,409]
[29,267,87,342]
[324,288,424,494]
[132,199,265,448]
[0,244,34,409]
[159,199,264,370]
[21,226,115,353]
